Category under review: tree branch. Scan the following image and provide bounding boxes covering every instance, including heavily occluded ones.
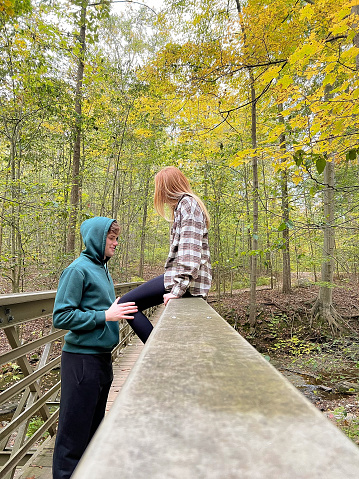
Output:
[325,34,347,43]
[88,1,157,15]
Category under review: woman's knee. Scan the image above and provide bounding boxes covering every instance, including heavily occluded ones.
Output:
[118,275,165,309]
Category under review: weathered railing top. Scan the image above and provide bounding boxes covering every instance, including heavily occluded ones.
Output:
[73,297,359,479]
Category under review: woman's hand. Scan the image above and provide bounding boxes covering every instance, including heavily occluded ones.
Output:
[105,299,138,321]
[163,293,180,306]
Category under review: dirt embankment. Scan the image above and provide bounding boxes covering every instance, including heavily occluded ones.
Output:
[209,281,359,443]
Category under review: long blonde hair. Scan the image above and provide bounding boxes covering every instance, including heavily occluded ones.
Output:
[154,166,210,227]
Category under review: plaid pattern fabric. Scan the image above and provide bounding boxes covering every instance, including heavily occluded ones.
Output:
[164,195,212,297]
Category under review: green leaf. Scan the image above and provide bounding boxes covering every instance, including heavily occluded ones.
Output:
[309,186,317,196]
[316,156,326,174]
[346,149,357,162]
[293,149,305,166]
[277,220,293,231]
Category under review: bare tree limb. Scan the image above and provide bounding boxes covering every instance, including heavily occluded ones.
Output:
[89,1,157,15]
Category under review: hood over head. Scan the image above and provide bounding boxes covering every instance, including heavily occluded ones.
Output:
[80,216,116,263]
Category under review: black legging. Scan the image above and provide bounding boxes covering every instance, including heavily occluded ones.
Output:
[118,274,166,343]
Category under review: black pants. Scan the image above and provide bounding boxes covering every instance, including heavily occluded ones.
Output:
[118,274,193,343]
[118,274,166,343]
[52,351,113,479]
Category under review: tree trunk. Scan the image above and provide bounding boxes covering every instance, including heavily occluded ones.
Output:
[311,84,340,331]
[249,81,258,328]
[0,165,10,261]
[111,105,132,217]
[10,136,21,293]
[303,189,318,282]
[352,5,359,69]
[235,0,259,327]
[139,167,150,278]
[261,162,273,288]
[278,103,291,293]
[311,155,341,331]
[214,191,222,299]
[67,1,88,254]
[243,164,251,272]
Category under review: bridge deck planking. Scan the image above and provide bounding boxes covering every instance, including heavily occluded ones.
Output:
[16,306,163,479]
[73,298,359,479]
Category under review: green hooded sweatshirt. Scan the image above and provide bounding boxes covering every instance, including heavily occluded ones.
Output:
[53,216,119,354]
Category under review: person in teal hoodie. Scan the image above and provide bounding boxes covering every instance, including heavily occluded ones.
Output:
[52,216,138,479]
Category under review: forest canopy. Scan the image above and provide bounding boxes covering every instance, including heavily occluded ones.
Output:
[0,0,358,328]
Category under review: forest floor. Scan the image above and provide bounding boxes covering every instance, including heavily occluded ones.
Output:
[209,279,359,445]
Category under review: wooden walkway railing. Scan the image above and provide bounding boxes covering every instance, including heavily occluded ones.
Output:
[16,306,164,479]
[73,297,359,479]
[0,282,143,479]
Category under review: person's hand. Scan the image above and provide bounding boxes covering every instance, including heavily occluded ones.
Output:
[105,299,138,321]
[163,293,180,306]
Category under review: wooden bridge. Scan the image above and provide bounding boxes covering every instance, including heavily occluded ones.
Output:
[1,285,359,478]
[0,282,144,479]
[16,306,163,479]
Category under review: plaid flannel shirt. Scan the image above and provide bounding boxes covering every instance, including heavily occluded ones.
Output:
[164,195,212,298]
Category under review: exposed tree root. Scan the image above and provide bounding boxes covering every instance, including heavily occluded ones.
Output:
[310,298,343,334]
